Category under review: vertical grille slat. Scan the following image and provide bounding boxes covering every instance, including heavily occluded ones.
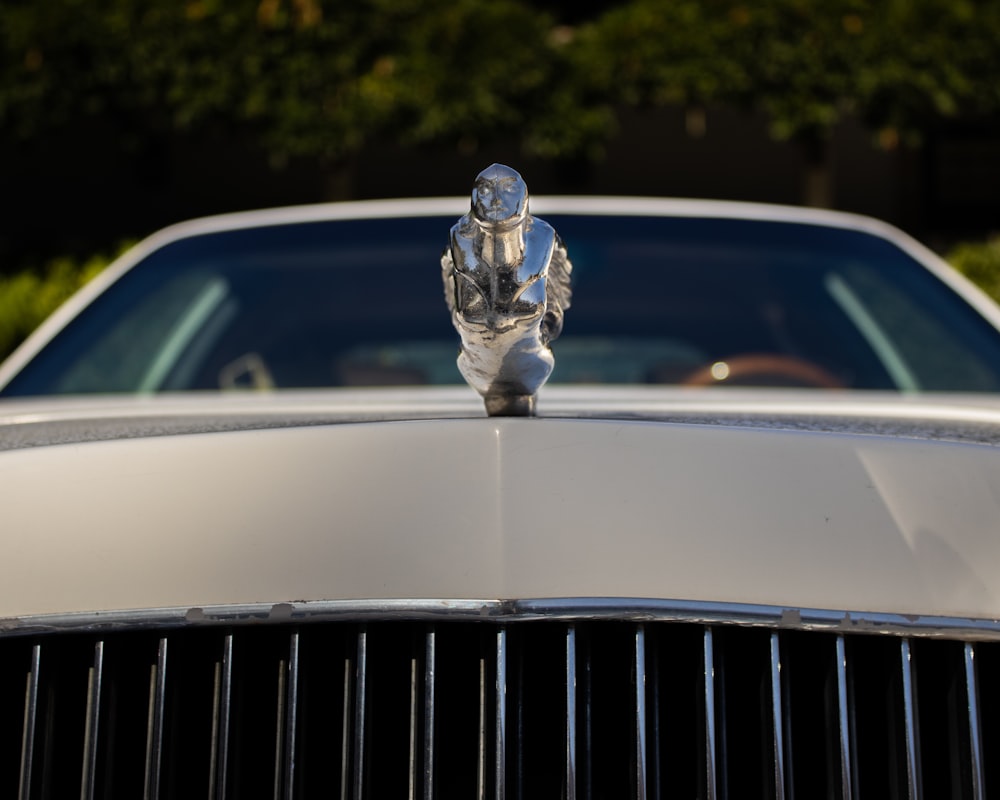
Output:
[209,633,234,800]
[513,636,524,800]
[900,639,922,800]
[408,650,419,800]
[272,650,287,800]
[339,647,352,800]
[423,628,436,800]
[17,644,41,800]
[80,640,104,800]
[0,613,998,798]
[281,632,299,800]
[769,633,786,800]
[964,643,985,800]
[566,626,577,800]
[703,627,718,800]
[835,635,855,800]
[582,627,593,800]
[634,625,647,800]
[143,637,167,800]
[352,628,367,800]
[477,648,486,800]
[648,632,661,800]
[494,628,507,800]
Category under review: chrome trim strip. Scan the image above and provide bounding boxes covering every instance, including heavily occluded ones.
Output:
[5,598,1000,640]
[703,628,717,800]
[835,636,854,800]
[769,633,786,800]
[634,625,647,800]
[18,643,40,800]
[495,628,507,800]
[900,639,922,800]
[965,643,985,800]
[423,628,436,800]
[81,640,104,800]
[352,629,368,800]
[566,625,577,800]
[144,637,168,800]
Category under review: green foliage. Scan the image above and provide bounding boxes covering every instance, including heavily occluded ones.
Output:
[575,0,1000,147]
[0,245,127,361]
[947,236,1000,305]
[352,0,614,159]
[0,0,613,162]
[2,0,999,193]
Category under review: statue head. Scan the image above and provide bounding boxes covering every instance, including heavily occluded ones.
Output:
[471,164,529,228]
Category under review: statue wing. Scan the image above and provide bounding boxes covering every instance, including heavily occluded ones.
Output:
[542,234,573,343]
[441,244,458,318]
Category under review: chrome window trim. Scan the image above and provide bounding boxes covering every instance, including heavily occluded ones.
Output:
[3,598,1000,640]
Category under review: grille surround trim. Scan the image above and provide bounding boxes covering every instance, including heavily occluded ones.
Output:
[1,601,996,799]
[2,598,1000,641]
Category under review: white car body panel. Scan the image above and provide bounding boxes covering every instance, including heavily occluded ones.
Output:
[3,196,1000,628]
[3,389,1000,624]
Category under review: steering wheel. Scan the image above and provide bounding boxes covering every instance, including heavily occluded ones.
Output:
[682,353,844,389]
[218,352,276,390]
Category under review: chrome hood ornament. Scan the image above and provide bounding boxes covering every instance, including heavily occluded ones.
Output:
[442,164,573,416]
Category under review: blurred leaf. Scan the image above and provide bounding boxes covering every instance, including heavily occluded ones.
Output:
[948,236,1000,305]
[0,242,131,360]
[1,0,999,167]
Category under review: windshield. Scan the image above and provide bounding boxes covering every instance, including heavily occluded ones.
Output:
[5,214,1000,394]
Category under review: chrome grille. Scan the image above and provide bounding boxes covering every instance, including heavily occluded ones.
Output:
[0,605,996,799]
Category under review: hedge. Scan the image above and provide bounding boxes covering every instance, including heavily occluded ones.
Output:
[0,245,130,361]
[947,236,1000,306]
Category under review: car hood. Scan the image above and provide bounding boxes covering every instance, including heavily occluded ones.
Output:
[3,387,1000,624]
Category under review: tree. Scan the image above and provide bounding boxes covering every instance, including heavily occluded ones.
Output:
[0,0,610,170]
[2,0,999,207]
[573,0,1000,206]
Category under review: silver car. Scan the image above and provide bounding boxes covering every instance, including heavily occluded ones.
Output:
[2,194,1000,798]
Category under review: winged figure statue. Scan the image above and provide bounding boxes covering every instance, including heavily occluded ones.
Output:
[442,164,573,416]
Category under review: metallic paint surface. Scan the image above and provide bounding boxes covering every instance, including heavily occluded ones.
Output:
[3,417,1000,621]
[5,196,1000,638]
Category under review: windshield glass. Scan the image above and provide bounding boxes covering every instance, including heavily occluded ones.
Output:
[5,214,1000,394]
